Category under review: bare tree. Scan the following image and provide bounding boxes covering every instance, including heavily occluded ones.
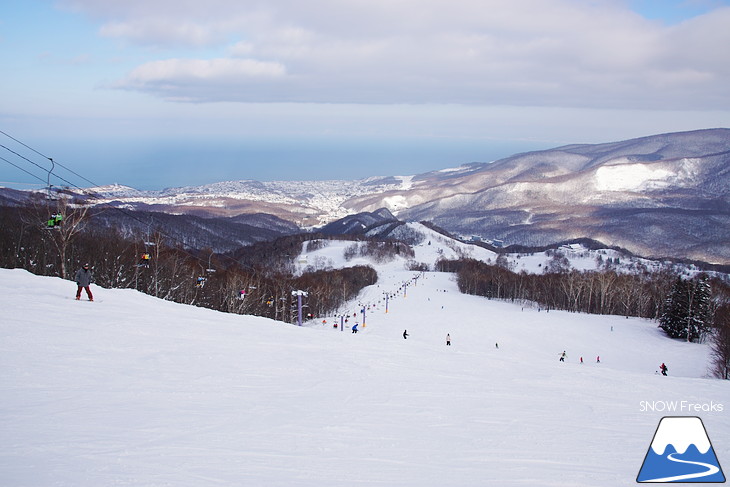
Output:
[594,271,617,314]
[44,196,90,279]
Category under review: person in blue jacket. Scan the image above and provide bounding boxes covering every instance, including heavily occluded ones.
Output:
[352,323,358,334]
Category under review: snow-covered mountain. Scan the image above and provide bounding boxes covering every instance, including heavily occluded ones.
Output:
[296,222,720,279]
[346,129,730,264]
[1,252,727,486]
[82,129,729,264]
[5,129,728,263]
[87,177,416,227]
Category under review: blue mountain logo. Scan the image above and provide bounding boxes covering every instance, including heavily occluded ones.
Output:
[637,416,725,483]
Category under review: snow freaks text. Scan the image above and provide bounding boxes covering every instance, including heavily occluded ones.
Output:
[639,401,724,413]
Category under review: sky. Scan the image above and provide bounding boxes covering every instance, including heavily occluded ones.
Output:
[1,0,729,190]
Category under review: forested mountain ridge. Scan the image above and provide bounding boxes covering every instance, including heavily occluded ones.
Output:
[2,128,729,263]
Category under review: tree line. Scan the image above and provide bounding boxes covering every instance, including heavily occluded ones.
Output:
[438,258,730,378]
[2,200,728,377]
[0,202,378,323]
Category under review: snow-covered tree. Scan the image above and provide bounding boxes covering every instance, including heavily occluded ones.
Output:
[710,305,730,380]
[659,276,712,342]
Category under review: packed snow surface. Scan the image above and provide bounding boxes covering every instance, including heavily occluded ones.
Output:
[594,162,674,192]
[1,265,727,486]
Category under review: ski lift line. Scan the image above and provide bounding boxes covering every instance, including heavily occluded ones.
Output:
[0,144,60,181]
[0,155,48,184]
[46,157,55,200]
[0,130,254,276]
[0,129,99,189]
[0,143,78,191]
[1,137,223,273]
[0,134,223,271]
[0,129,52,160]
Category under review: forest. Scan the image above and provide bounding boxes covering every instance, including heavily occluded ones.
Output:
[437,257,730,378]
[1,198,728,378]
[0,201,379,324]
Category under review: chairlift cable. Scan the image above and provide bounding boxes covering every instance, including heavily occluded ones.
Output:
[0,130,262,276]
[0,144,77,190]
[0,155,47,185]
[0,129,98,188]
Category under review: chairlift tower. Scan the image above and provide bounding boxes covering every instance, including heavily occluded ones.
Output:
[292,290,308,326]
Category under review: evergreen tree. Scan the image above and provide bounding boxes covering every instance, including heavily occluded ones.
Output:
[688,276,712,342]
[660,278,689,339]
[710,305,730,380]
[659,276,712,342]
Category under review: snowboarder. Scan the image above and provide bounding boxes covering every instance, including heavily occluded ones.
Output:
[660,363,668,376]
[74,263,94,301]
[352,323,358,334]
[403,330,409,339]
[446,334,451,346]
[559,351,566,362]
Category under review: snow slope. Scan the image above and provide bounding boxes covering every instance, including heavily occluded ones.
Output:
[298,222,711,278]
[1,266,727,487]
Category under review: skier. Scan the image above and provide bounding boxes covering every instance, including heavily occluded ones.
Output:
[559,351,566,362]
[74,263,94,301]
[660,363,668,376]
[446,334,451,346]
[403,329,409,339]
[495,342,499,349]
[596,356,600,363]
[352,323,358,334]
[580,357,583,364]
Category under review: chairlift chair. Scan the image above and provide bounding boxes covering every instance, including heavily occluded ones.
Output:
[46,213,63,229]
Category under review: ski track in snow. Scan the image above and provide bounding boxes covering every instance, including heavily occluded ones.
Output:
[0,257,727,487]
[643,453,720,482]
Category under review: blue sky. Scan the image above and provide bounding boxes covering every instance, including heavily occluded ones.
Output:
[1,0,729,190]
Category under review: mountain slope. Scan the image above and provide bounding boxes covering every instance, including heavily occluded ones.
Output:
[2,129,727,263]
[349,129,730,263]
[88,208,300,252]
[2,262,726,487]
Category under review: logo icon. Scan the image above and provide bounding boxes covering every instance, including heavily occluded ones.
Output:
[637,416,725,483]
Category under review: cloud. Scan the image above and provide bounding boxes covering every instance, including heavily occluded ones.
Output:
[113,58,287,101]
[64,0,730,109]
[100,19,224,47]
